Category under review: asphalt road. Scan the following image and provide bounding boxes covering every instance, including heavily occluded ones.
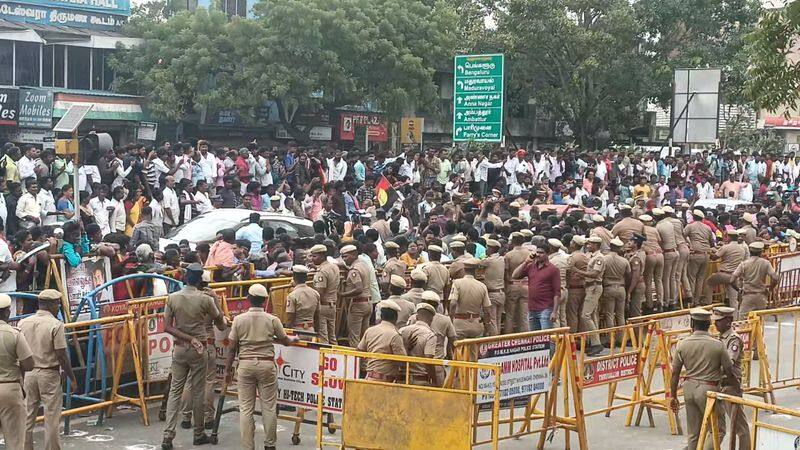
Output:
[9,315,800,450]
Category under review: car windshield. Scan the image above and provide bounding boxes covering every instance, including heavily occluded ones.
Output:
[164,213,244,241]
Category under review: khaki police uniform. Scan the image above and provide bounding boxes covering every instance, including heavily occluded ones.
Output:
[408,308,456,382]
[741,224,757,245]
[672,216,691,305]
[402,287,425,306]
[504,246,531,333]
[345,259,373,347]
[19,308,67,450]
[590,226,614,252]
[601,251,630,332]
[706,241,747,309]
[387,295,415,328]
[381,257,408,288]
[656,217,679,307]
[581,249,605,347]
[161,285,222,441]
[449,274,491,339]
[549,250,569,328]
[566,251,588,333]
[732,256,778,319]
[449,254,468,280]
[421,261,450,300]
[611,217,644,242]
[684,220,714,304]
[715,323,750,450]
[481,253,506,336]
[0,318,33,450]
[673,329,731,450]
[313,260,340,345]
[642,223,665,309]
[400,321,437,385]
[627,249,646,318]
[230,307,287,450]
[357,320,407,381]
[286,283,320,333]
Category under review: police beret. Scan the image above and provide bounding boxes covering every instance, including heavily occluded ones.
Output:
[619,204,632,210]
[38,289,62,301]
[0,294,11,309]
[428,245,444,253]
[652,208,665,216]
[662,206,675,214]
[416,302,436,314]
[692,209,705,219]
[248,284,268,297]
[572,235,588,246]
[292,265,310,274]
[639,214,653,222]
[421,290,440,303]
[510,232,522,239]
[591,214,605,223]
[689,308,712,321]
[384,241,400,249]
[309,244,328,254]
[410,269,428,281]
[390,275,407,288]
[451,234,468,243]
[378,300,401,312]
[270,195,281,201]
[610,238,624,247]
[712,307,735,320]
[463,258,481,268]
[547,238,564,250]
[340,245,358,254]
[748,241,765,251]
[520,229,534,238]
[449,241,465,249]
[587,236,603,244]
[486,239,501,248]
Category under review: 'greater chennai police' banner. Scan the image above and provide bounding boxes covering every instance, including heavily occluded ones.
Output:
[475,335,552,404]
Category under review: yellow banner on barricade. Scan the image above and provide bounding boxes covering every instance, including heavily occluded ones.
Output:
[698,391,800,450]
[742,306,800,405]
[316,347,502,450]
[449,328,579,449]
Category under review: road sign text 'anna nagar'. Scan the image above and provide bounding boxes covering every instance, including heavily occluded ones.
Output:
[453,53,504,142]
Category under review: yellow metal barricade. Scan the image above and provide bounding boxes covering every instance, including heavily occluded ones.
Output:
[698,391,800,450]
[450,328,580,449]
[743,306,800,405]
[317,347,502,450]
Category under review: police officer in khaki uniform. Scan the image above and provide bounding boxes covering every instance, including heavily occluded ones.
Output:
[160,264,226,449]
[640,214,665,311]
[590,214,613,251]
[387,275,415,327]
[403,269,427,306]
[730,241,780,319]
[0,293,33,450]
[357,300,407,382]
[706,230,747,309]
[481,239,505,335]
[547,238,569,328]
[286,265,320,335]
[340,244,372,347]
[565,235,588,333]
[712,306,750,450]
[601,238,630,334]
[684,209,715,306]
[449,258,491,339]
[400,303,439,386]
[421,245,450,301]
[740,213,757,244]
[309,244,340,345]
[611,205,644,241]
[408,290,457,362]
[224,284,299,450]
[654,208,679,310]
[380,242,407,293]
[448,241,468,280]
[504,232,531,333]
[666,205,691,306]
[625,234,647,319]
[20,289,77,450]
[574,237,605,355]
[670,308,735,450]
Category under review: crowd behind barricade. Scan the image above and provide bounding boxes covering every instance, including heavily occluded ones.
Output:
[1,139,799,449]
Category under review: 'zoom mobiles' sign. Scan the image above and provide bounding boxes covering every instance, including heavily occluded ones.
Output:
[0,88,18,127]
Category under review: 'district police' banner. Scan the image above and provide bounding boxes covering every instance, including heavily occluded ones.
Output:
[475,335,552,404]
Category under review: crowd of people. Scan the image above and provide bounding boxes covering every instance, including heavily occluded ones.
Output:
[0,138,798,449]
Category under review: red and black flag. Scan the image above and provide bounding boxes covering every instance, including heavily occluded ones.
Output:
[375,175,399,208]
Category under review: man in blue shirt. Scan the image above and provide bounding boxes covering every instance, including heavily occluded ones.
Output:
[235,213,264,254]
[353,155,366,183]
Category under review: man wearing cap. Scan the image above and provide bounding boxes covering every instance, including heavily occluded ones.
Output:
[547,238,570,329]
[739,213,757,244]
[380,241,407,294]
[654,208,679,310]
[712,306,750,450]
[565,235,588,333]
[625,234,647,318]
[403,269,427,306]
[640,214,665,312]
[590,215,613,252]
[504,232,532,333]
[631,195,647,219]
[670,308,735,450]
[286,265,321,336]
[420,245,450,302]
[611,205,644,241]
[512,244,560,333]
[400,303,439,386]
[706,230,747,310]
[666,205,691,308]
[408,290,457,363]
[574,237,605,355]
[19,289,77,450]
[601,239,630,334]
[448,241,468,280]
[684,209,715,306]
[160,264,226,449]
[730,241,780,319]
[481,239,505,335]
[224,284,299,450]
[0,293,34,450]
[357,300,407,381]
[309,244,340,345]
[449,259,492,339]
[340,244,372,346]
[387,275,415,327]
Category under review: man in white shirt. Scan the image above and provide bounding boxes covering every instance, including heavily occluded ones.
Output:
[161,176,180,230]
[326,151,348,181]
[697,181,715,200]
[16,146,37,181]
[16,179,41,229]
[0,220,19,315]
[194,180,214,214]
[152,149,173,189]
[109,186,127,233]
[150,191,165,230]
[78,165,102,193]
[36,177,58,226]
[197,141,218,188]
[111,150,132,190]
[476,155,503,196]
[255,149,272,187]
[89,186,113,236]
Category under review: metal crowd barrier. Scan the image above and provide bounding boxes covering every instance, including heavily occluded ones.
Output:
[742,305,800,405]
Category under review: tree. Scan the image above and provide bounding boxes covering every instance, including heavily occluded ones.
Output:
[745,2,800,113]
[635,0,759,106]
[496,0,650,148]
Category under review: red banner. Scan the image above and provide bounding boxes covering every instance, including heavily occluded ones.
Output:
[581,352,640,387]
[339,112,388,142]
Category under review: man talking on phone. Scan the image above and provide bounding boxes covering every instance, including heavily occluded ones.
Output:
[511,244,561,332]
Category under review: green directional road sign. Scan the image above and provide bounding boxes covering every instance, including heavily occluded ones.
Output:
[453,53,504,142]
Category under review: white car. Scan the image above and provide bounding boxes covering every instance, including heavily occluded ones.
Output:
[159,209,315,251]
[693,198,753,212]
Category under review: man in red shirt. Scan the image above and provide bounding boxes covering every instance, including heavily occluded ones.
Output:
[511,245,561,331]
[235,148,251,187]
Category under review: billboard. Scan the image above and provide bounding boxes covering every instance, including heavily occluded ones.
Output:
[0,1,128,30]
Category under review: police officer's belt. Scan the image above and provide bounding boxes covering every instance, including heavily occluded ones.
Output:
[239,356,274,361]
[34,365,59,370]
[453,313,480,319]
